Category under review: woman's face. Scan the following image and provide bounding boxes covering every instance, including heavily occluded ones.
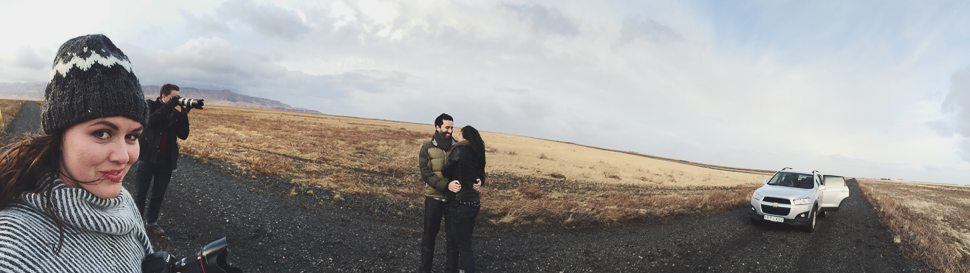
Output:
[60,116,143,199]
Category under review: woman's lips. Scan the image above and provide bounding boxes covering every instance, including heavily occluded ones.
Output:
[101,169,124,182]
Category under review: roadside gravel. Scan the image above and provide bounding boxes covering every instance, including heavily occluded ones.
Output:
[130,157,928,272]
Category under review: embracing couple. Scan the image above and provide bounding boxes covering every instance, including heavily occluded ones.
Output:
[418,113,488,273]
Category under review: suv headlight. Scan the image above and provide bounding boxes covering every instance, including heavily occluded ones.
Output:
[752,192,763,201]
[792,198,812,205]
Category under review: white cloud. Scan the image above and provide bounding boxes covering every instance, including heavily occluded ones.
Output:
[939,67,970,162]
[2,0,970,184]
[127,37,287,92]
[504,3,580,37]
[183,0,312,40]
[0,46,53,83]
[617,16,683,45]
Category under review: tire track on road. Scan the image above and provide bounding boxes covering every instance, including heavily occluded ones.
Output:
[3,101,41,141]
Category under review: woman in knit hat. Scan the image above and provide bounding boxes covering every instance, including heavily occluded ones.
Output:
[0,34,153,272]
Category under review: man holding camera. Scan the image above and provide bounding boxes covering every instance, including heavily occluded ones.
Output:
[135,83,191,235]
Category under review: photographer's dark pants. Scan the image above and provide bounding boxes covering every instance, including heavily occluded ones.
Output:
[134,157,173,223]
[420,197,456,273]
[448,203,480,273]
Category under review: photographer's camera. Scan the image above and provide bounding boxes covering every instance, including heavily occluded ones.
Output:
[176,96,205,109]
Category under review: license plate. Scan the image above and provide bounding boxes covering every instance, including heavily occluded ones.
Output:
[764,215,784,223]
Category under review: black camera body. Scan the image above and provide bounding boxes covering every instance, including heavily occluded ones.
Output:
[176,97,205,109]
[143,237,242,273]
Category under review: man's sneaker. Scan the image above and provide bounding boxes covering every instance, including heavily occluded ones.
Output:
[146,223,165,235]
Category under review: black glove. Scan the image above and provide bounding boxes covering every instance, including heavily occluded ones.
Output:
[143,251,175,273]
[163,95,181,109]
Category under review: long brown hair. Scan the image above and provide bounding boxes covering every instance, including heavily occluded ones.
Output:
[0,133,63,207]
[460,126,486,164]
[0,132,69,252]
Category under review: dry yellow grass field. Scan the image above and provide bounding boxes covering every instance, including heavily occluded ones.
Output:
[179,106,771,226]
[0,99,26,137]
[484,132,770,187]
[857,178,970,273]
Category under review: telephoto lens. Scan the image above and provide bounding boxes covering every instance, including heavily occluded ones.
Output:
[177,97,205,109]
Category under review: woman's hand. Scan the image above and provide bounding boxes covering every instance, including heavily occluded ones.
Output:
[448,180,461,193]
[473,178,482,191]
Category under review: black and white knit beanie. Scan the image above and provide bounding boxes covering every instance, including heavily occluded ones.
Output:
[42,34,148,134]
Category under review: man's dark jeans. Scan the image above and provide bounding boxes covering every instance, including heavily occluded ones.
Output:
[134,157,172,223]
[448,203,480,273]
[420,197,455,272]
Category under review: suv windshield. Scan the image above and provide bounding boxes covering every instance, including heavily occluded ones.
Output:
[767,172,815,189]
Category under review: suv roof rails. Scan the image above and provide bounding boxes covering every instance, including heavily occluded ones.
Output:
[782,167,792,170]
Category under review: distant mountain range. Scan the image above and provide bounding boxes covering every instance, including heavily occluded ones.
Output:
[0,82,320,114]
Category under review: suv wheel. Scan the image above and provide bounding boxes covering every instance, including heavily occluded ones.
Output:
[818,209,827,218]
[804,207,817,233]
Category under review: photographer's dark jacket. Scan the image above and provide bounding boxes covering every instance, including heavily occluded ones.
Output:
[139,98,189,169]
[442,141,486,203]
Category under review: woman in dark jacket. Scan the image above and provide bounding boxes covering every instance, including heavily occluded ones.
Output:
[442,125,486,273]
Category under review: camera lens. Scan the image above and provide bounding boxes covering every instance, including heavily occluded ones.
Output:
[176,97,204,109]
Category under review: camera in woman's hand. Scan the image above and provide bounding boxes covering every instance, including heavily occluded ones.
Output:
[142,237,242,273]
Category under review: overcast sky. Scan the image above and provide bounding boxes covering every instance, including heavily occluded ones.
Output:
[1,0,968,184]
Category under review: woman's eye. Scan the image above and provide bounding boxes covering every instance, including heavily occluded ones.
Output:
[125,133,140,141]
[93,130,110,139]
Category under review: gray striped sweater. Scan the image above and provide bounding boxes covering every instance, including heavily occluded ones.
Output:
[0,177,153,272]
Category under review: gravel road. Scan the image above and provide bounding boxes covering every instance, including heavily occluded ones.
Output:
[5,102,928,272]
[2,101,41,139]
[471,178,927,272]
[132,164,928,272]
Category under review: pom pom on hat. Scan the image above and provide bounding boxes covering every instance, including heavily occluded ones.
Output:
[42,34,148,134]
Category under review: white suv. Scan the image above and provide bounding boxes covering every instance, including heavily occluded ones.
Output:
[749,168,850,232]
